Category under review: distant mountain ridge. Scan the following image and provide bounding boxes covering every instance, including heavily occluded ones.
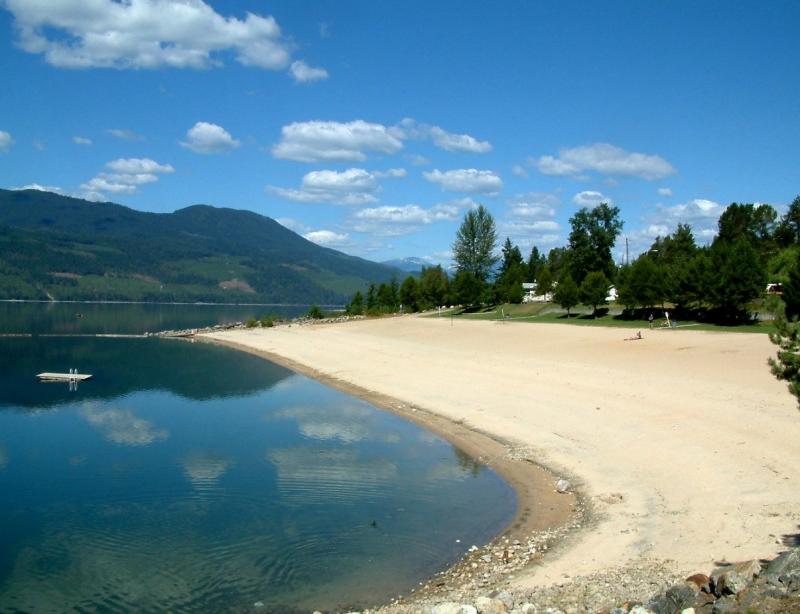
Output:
[0,189,399,303]
[380,257,432,273]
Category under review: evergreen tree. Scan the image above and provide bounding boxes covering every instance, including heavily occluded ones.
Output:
[419,265,449,309]
[554,274,580,316]
[527,246,545,282]
[707,237,766,321]
[452,270,484,308]
[399,275,420,312]
[366,283,377,311]
[452,205,498,283]
[535,264,554,296]
[769,314,800,408]
[579,271,610,316]
[781,254,800,320]
[347,290,364,315]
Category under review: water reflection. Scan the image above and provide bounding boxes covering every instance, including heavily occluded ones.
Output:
[182,451,234,490]
[267,447,398,505]
[0,337,292,410]
[80,403,169,446]
[274,402,400,444]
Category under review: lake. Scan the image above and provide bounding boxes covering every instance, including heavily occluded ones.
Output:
[0,304,516,612]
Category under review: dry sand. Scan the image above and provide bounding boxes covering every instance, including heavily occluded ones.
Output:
[205,316,800,591]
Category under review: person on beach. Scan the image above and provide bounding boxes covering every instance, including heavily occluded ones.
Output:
[625,331,643,341]
[648,313,654,328]
[664,310,671,327]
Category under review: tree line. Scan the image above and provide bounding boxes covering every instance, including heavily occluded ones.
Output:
[347,195,800,325]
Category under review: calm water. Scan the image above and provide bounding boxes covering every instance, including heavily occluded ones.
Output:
[0,305,516,612]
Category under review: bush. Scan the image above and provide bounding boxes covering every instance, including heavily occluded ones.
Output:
[245,318,258,328]
[307,305,324,319]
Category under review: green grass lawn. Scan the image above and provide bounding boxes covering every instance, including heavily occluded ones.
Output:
[448,302,775,334]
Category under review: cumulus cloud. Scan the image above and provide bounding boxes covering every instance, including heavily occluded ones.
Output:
[350,198,474,236]
[429,126,492,153]
[536,143,675,180]
[499,192,563,251]
[507,192,559,218]
[106,128,144,141]
[180,121,240,154]
[272,120,403,162]
[268,168,381,205]
[423,168,503,195]
[573,190,613,207]
[289,60,328,83]
[393,118,491,153]
[81,158,174,198]
[4,0,294,71]
[373,168,407,178]
[0,131,14,152]
[658,187,673,197]
[303,229,350,247]
[407,154,430,166]
[512,164,528,178]
[80,405,168,446]
[72,136,92,145]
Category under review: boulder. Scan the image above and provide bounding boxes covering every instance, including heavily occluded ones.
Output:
[764,548,800,579]
[555,479,571,493]
[648,583,698,614]
[710,560,761,596]
[474,597,507,614]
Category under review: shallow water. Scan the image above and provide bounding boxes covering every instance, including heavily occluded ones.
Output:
[0,305,516,612]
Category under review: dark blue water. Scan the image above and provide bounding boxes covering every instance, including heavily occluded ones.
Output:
[0,305,516,612]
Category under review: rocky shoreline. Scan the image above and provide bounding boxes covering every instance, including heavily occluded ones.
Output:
[357,547,800,614]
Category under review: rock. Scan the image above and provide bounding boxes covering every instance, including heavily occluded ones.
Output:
[710,560,761,596]
[628,607,655,614]
[474,596,507,614]
[493,590,514,609]
[648,583,698,613]
[765,548,800,579]
[517,604,536,614]
[710,595,737,613]
[680,609,695,614]
[431,603,477,614]
[555,479,571,493]
[685,574,711,593]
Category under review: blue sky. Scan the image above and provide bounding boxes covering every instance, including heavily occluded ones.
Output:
[1,1,798,265]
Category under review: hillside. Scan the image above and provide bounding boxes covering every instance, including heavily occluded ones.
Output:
[0,189,398,304]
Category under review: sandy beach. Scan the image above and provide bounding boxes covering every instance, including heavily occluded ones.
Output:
[205,316,800,594]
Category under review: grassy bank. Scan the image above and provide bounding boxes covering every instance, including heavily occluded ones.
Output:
[442,302,775,334]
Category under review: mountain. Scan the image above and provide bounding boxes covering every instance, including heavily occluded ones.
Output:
[380,257,432,273]
[0,189,399,304]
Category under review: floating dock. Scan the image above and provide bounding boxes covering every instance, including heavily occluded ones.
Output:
[37,372,93,382]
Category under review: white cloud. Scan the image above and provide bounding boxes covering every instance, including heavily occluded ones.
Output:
[81,158,174,198]
[536,143,675,180]
[276,217,309,233]
[429,126,492,153]
[4,0,293,71]
[303,229,350,246]
[573,190,613,207]
[393,118,491,153]
[268,168,381,206]
[407,154,430,166]
[373,168,407,178]
[105,158,174,174]
[658,187,673,197]
[289,60,328,83]
[507,192,559,218]
[350,199,473,236]
[499,192,563,251]
[106,128,144,141]
[180,121,240,154]
[512,164,528,178]
[423,168,503,194]
[272,120,403,162]
[72,136,92,145]
[0,130,12,152]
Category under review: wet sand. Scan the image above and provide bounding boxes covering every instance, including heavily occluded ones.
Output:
[204,316,800,591]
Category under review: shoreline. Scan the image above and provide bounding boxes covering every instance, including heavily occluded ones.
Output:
[202,315,800,609]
